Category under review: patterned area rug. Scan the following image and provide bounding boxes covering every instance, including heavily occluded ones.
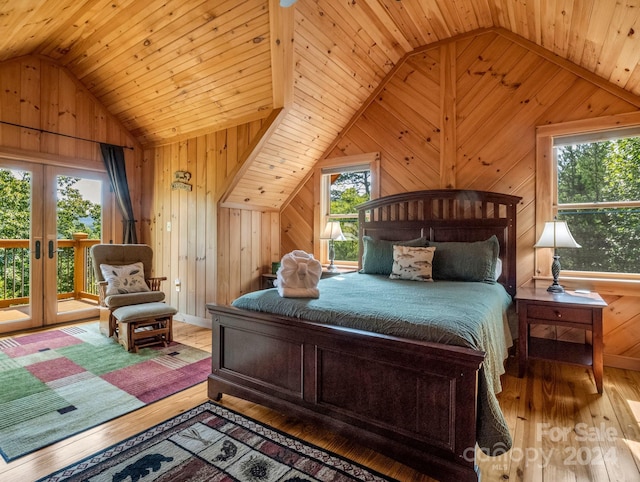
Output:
[0,323,211,462]
[38,402,396,482]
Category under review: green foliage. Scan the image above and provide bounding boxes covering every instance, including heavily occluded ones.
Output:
[56,176,102,240]
[557,137,640,273]
[0,171,102,300]
[0,169,31,239]
[328,171,370,262]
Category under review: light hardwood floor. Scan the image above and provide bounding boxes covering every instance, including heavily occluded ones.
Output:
[1,320,639,481]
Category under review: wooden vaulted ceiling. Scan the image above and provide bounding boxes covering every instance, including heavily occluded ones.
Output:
[1,0,640,210]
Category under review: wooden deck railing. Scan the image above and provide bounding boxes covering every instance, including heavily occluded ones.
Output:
[0,234,100,308]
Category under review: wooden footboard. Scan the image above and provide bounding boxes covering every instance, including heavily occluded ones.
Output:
[207,303,485,482]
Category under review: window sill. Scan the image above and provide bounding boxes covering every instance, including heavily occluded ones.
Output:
[532,275,640,297]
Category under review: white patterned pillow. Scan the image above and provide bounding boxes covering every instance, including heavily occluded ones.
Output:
[100,262,150,296]
[389,246,436,282]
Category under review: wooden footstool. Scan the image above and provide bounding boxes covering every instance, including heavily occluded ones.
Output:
[112,302,177,352]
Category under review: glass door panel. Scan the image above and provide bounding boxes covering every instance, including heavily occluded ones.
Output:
[0,159,43,333]
[44,166,106,325]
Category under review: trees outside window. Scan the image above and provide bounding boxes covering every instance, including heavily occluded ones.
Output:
[555,135,640,274]
[324,170,371,262]
[0,170,101,299]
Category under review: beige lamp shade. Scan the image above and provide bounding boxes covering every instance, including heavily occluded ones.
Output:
[320,221,346,241]
[534,220,581,249]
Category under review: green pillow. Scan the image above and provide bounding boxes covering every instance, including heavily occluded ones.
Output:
[360,236,428,275]
[428,235,500,283]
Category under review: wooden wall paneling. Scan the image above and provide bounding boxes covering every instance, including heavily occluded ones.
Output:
[240,210,253,295]
[603,296,640,357]
[454,31,500,86]
[19,58,40,151]
[168,142,179,309]
[269,211,280,268]
[75,90,95,161]
[217,207,230,306]
[205,133,218,309]
[41,61,60,154]
[160,145,172,293]
[455,40,528,124]
[349,113,438,194]
[457,68,574,189]
[251,210,262,292]
[228,208,242,302]
[281,177,314,256]
[440,43,456,189]
[216,129,228,196]
[57,66,76,158]
[457,51,545,148]
[186,139,197,315]
[177,140,188,313]
[139,148,154,252]
[0,61,20,148]
[261,212,273,276]
[194,135,207,318]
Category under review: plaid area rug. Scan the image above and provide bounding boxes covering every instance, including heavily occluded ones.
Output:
[38,402,396,482]
[0,323,211,462]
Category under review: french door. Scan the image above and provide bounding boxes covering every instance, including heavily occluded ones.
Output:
[0,158,110,334]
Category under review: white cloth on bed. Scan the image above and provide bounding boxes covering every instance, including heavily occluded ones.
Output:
[275,250,322,298]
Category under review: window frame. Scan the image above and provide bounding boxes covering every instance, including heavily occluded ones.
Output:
[535,112,640,295]
[314,153,380,267]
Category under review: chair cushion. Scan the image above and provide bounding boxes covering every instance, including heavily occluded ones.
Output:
[91,244,154,282]
[105,290,165,309]
[100,262,150,296]
[112,302,177,323]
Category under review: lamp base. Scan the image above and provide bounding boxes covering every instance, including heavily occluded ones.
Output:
[547,254,565,293]
[326,262,338,272]
[547,283,565,293]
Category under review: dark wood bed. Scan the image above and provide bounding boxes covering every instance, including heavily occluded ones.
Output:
[207,189,521,482]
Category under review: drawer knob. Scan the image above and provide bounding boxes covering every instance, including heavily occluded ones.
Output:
[555,311,562,318]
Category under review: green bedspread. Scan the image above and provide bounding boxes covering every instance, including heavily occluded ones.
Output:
[232,272,514,454]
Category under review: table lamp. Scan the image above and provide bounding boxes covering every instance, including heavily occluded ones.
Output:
[534,219,581,293]
[320,221,345,272]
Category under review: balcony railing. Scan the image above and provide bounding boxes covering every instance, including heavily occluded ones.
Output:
[0,234,101,308]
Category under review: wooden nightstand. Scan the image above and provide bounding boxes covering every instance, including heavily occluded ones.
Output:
[261,267,357,289]
[516,287,607,394]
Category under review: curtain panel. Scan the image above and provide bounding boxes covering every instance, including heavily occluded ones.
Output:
[100,143,138,244]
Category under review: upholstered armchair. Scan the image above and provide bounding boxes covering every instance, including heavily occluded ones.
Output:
[90,244,167,338]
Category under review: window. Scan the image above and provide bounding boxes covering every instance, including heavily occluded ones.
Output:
[317,153,379,266]
[553,129,640,275]
[536,119,640,278]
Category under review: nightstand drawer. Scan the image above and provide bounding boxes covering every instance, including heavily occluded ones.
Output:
[526,304,593,324]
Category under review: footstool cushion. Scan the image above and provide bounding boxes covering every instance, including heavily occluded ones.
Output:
[112,302,177,322]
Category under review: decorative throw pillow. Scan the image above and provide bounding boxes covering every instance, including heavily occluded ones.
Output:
[360,236,428,275]
[428,235,500,282]
[389,246,436,282]
[100,262,150,296]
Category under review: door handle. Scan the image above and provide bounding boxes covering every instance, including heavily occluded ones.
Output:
[35,240,41,260]
[48,240,55,259]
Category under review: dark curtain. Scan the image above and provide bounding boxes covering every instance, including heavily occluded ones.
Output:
[100,143,138,244]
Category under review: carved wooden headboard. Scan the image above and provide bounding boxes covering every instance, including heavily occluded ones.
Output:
[357,189,522,296]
